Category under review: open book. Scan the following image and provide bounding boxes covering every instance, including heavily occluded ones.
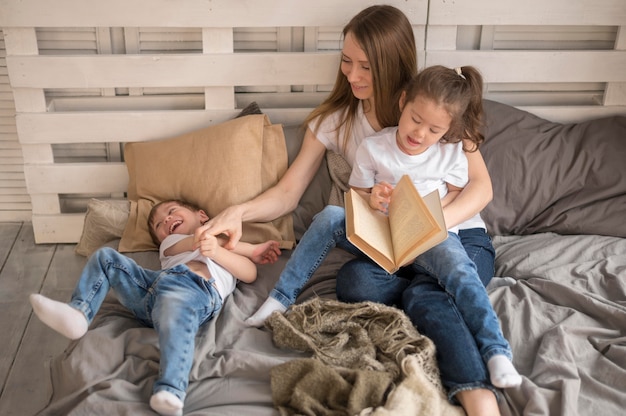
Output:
[345,174,448,274]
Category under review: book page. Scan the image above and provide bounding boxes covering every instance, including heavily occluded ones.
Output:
[346,189,395,263]
[388,176,440,262]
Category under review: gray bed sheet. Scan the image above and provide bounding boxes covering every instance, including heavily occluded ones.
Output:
[38,232,626,415]
[490,233,626,416]
[38,246,351,416]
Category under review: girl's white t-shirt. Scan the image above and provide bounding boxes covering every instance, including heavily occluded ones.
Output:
[349,127,486,232]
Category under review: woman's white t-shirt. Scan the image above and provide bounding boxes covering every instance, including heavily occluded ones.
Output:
[310,101,376,167]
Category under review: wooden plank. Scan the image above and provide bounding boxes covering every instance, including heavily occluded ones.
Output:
[31,214,85,243]
[0,212,31,222]
[9,50,626,90]
[604,26,626,106]
[0,233,87,415]
[6,53,341,89]
[518,105,626,124]
[203,28,235,109]
[428,0,626,26]
[24,162,127,194]
[424,50,626,83]
[16,108,314,144]
[0,222,21,274]
[0,0,428,27]
[0,223,57,414]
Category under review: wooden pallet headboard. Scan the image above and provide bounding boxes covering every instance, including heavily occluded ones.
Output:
[1,0,625,243]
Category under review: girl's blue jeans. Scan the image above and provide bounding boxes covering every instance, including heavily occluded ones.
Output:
[338,229,507,400]
[272,205,504,401]
[68,247,223,402]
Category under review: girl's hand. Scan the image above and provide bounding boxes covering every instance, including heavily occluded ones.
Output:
[369,181,393,213]
[250,240,281,264]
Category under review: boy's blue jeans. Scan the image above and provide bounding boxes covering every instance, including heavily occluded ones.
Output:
[68,247,223,402]
[337,230,506,401]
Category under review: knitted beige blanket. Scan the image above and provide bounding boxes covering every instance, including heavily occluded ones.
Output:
[267,298,463,416]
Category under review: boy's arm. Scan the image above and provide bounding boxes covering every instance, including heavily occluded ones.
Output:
[197,236,258,283]
[212,247,258,283]
[231,240,281,265]
[163,235,195,257]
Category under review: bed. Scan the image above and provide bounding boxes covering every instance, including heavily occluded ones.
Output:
[33,98,626,416]
[2,1,625,415]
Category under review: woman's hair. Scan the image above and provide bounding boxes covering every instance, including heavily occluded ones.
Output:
[402,65,485,152]
[147,199,206,245]
[305,5,417,150]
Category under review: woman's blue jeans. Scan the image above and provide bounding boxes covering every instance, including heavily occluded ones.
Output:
[270,205,361,307]
[336,228,504,401]
[68,247,223,402]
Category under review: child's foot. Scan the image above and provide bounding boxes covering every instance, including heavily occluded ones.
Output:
[29,294,88,340]
[244,297,287,327]
[488,354,522,388]
[149,390,183,416]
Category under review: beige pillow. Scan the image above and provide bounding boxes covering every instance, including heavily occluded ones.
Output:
[75,198,130,257]
[119,114,295,252]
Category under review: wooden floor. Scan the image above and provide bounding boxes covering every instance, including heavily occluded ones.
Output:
[0,222,87,416]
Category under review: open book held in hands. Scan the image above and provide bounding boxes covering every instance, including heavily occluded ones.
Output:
[345,174,448,274]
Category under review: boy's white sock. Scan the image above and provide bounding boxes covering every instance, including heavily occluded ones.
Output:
[244,297,287,327]
[29,293,88,340]
[149,390,183,416]
[488,354,522,388]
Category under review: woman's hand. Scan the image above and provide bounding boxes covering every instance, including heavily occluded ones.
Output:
[195,204,245,250]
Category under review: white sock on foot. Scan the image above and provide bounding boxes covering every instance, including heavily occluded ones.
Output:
[149,390,183,416]
[244,297,287,327]
[29,293,88,340]
[488,354,522,388]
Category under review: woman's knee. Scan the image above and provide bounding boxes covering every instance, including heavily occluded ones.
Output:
[337,259,406,304]
[312,205,345,228]
[336,259,363,301]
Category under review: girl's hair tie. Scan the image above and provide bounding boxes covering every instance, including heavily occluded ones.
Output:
[454,67,466,80]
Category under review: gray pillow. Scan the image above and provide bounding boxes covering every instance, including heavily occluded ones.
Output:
[480,99,626,237]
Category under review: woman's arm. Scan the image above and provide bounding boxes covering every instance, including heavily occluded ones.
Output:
[197,128,327,249]
[442,148,493,228]
[441,183,462,209]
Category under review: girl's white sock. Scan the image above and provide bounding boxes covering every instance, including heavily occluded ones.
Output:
[29,293,88,340]
[149,390,183,416]
[244,297,287,327]
[488,354,522,388]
